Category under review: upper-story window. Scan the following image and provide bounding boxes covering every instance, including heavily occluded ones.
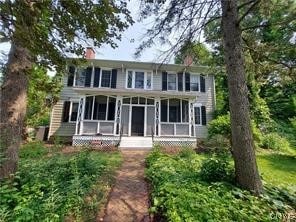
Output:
[162,71,206,92]
[168,73,177,90]
[67,66,117,88]
[126,70,152,90]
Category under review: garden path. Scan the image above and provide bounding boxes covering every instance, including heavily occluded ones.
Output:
[100,150,151,222]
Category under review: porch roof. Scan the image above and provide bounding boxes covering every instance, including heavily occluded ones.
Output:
[73,87,199,98]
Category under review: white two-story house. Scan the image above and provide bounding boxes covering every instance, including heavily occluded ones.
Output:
[48,48,216,148]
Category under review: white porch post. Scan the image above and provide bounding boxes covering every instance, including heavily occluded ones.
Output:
[155,97,160,137]
[114,96,122,135]
[79,96,86,135]
[189,99,195,137]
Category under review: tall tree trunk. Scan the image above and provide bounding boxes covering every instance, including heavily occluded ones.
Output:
[0,43,32,179]
[220,0,263,194]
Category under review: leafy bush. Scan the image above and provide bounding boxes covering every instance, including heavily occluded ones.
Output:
[146,151,293,222]
[208,114,231,139]
[0,150,121,221]
[200,154,233,182]
[19,141,48,158]
[262,133,292,152]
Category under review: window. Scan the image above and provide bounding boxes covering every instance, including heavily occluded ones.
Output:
[85,95,116,121]
[161,99,189,123]
[169,99,181,122]
[168,73,176,90]
[75,68,87,86]
[146,72,152,89]
[93,96,107,120]
[126,70,152,90]
[70,102,79,121]
[190,75,199,91]
[135,72,144,88]
[84,96,93,120]
[101,70,111,87]
[127,71,133,88]
[194,107,201,125]
[62,101,79,122]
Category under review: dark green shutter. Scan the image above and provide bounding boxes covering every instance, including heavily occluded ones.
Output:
[177,72,183,91]
[185,72,190,91]
[85,67,92,87]
[67,66,75,86]
[94,67,101,87]
[201,106,207,125]
[62,101,71,122]
[111,69,117,88]
[200,75,206,92]
[162,71,167,91]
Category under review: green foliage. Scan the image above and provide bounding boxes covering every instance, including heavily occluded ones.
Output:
[208,114,231,139]
[200,154,233,183]
[0,148,121,221]
[26,66,62,127]
[262,133,292,153]
[146,151,293,222]
[19,141,48,159]
[1,1,133,70]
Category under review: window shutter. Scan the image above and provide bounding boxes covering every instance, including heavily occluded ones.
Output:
[162,71,167,91]
[85,67,92,87]
[201,106,207,125]
[111,69,117,88]
[177,72,183,91]
[67,66,75,86]
[200,75,206,92]
[62,101,71,122]
[93,67,101,87]
[185,72,190,91]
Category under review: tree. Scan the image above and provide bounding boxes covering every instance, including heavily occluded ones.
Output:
[138,0,264,194]
[0,0,133,179]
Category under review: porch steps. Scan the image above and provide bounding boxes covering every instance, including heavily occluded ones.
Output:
[119,136,153,149]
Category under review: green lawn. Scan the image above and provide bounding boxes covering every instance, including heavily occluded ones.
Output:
[0,142,122,222]
[257,151,296,189]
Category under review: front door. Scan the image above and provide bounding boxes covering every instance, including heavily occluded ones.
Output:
[131,107,144,136]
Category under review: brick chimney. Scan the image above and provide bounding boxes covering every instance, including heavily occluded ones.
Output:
[183,54,194,66]
[85,47,95,59]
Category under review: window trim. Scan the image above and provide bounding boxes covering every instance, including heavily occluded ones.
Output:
[125,69,153,90]
[84,95,116,121]
[190,73,201,92]
[194,103,202,126]
[160,98,189,123]
[69,100,80,123]
[167,73,177,91]
[99,67,113,88]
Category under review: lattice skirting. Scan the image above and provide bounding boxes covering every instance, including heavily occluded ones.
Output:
[72,135,120,147]
[153,137,196,147]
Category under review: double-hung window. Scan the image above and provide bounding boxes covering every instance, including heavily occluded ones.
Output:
[168,73,177,90]
[100,70,112,87]
[194,106,201,125]
[126,70,152,90]
[190,75,199,91]
[75,68,87,87]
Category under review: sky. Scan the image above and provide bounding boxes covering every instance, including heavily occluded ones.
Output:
[0,0,168,65]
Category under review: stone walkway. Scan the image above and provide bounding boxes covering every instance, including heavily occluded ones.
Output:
[101,150,151,222]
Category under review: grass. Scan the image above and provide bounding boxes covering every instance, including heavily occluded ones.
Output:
[0,142,122,222]
[257,150,296,189]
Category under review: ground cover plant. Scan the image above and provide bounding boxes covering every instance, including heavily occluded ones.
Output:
[146,147,296,222]
[0,142,121,221]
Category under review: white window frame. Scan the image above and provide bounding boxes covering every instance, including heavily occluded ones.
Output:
[160,98,189,123]
[167,72,177,91]
[125,69,153,90]
[190,73,201,92]
[193,103,202,126]
[73,67,88,87]
[99,67,112,88]
[69,100,80,123]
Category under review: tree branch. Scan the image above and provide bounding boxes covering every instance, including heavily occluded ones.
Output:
[238,0,260,24]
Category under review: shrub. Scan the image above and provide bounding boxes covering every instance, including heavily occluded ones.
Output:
[208,114,231,139]
[262,133,291,152]
[20,141,48,159]
[199,154,233,182]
